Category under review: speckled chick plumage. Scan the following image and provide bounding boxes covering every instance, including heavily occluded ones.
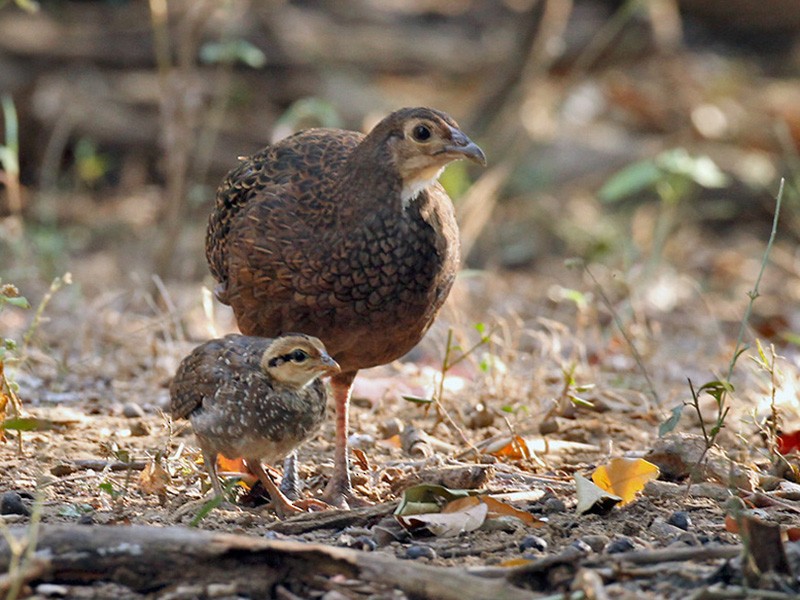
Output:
[170,333,335,468]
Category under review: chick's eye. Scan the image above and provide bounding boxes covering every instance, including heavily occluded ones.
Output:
[290,350,309,362]
[412,124,431,142]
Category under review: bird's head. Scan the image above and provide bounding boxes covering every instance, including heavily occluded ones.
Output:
[370,107,486,204]
[261,334,340,388]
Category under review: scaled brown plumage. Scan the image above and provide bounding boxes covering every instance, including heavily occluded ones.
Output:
[170,333,339,517]
[206,107,486,507]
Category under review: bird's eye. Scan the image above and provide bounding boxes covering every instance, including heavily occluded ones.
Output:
[289,349,309,362]
[412,124,432,142]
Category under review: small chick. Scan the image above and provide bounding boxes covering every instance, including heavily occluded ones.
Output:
[170,333,339,517]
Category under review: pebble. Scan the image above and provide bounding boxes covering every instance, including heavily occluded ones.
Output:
[649,519,685,538]
[35,584,68,597]
[122,402,145,418]
[605,536,636,554]
[580,534,609,552]
[405,545,437,560]
[1,492,30,516]
[667,510,691,531]
[542,497,566,513]
[342,534,377,551]
[570,539,593,554]
[518,534,548,553]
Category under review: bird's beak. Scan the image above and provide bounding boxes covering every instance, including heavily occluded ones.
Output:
[444,127,487,166]
[321,354,341,375]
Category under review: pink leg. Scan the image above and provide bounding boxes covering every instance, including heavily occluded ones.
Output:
[322,371,370,508]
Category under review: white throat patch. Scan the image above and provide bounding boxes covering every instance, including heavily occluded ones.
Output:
[401,166,445,209]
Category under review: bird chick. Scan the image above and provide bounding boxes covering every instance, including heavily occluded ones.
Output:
[170,333,339,517]
[207,107,486,507]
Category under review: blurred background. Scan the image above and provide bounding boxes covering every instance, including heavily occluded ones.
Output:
[1,0,800,368]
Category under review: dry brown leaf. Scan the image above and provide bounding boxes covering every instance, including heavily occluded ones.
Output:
[396,500,487,537]
[138,460,170,497]
[592,458,660,506]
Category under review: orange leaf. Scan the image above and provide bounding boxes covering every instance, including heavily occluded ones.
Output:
[592,458,659,506]
[489,435,532,460]
[217,456,248,474]
[482,496,546,528]
[725,514,740,534]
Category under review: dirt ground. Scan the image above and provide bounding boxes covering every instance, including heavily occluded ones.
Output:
[3,2,800,598]
[2,231,800,598]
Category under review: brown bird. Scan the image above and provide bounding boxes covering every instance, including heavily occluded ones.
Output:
[170,333,340,517]
[206,107,486,507]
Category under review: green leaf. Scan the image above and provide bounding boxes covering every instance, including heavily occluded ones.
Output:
[199,39,266,68]
[569,395,594,408]
[98,481,119,499]
[599,159,662,203]
[4,295,30,309]
[394,483,475,516]
[401,395,434,405]
[655,149,728,188]
[189,494,224,527]
[659,404,684,436]
[1,417,58,431]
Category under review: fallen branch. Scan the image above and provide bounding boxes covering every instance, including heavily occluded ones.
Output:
[0,524,536,600]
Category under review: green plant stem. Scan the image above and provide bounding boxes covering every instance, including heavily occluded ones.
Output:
[20,273,71,358]
[584,263,660,406]
[724,179,784,386]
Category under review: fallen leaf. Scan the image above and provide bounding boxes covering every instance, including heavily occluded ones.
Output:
[592,457,660,506]
[216,456,247,474]
[396,500,488,537]
[139,459,170,497]
[394,483,473,516]
[575,473,621,515]
[352,447,370,470]
[488,435,531,460]
[481,496,546,528]
[500,558,533,567]
[777,430,800,455]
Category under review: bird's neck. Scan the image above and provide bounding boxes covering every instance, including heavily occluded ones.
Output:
[339,147,406,213]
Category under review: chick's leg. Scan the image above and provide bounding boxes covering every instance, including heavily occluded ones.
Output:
[248,459,303,519]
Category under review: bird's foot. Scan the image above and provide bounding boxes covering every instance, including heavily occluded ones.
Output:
[321,477,372,509]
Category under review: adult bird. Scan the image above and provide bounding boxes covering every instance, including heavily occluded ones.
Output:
[206,107,486,507]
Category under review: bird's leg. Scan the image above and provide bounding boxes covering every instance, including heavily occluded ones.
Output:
[279,451,300,501]
[322,372,371,508]
[247,459,303,519]
[203,449,226,499]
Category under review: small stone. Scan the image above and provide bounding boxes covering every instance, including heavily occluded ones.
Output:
[570,539,593,554]
[543,497,566,513]
[519,534,548,553]
[206,582,237,597]
[667,510,691,531]
[406,545,436,560]
[580,534,609,552]
[605,536,636,554]
[77,513,95,525]
[378,417,403,438]
[122,402,145,418]
[341,534,376,551]
[649,518,684,538]
[35,583,69,597]
[130,420,151,436]
[1,492,30,516]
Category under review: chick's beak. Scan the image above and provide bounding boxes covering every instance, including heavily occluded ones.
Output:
[320,353,341,375]
[445,127,487,166]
